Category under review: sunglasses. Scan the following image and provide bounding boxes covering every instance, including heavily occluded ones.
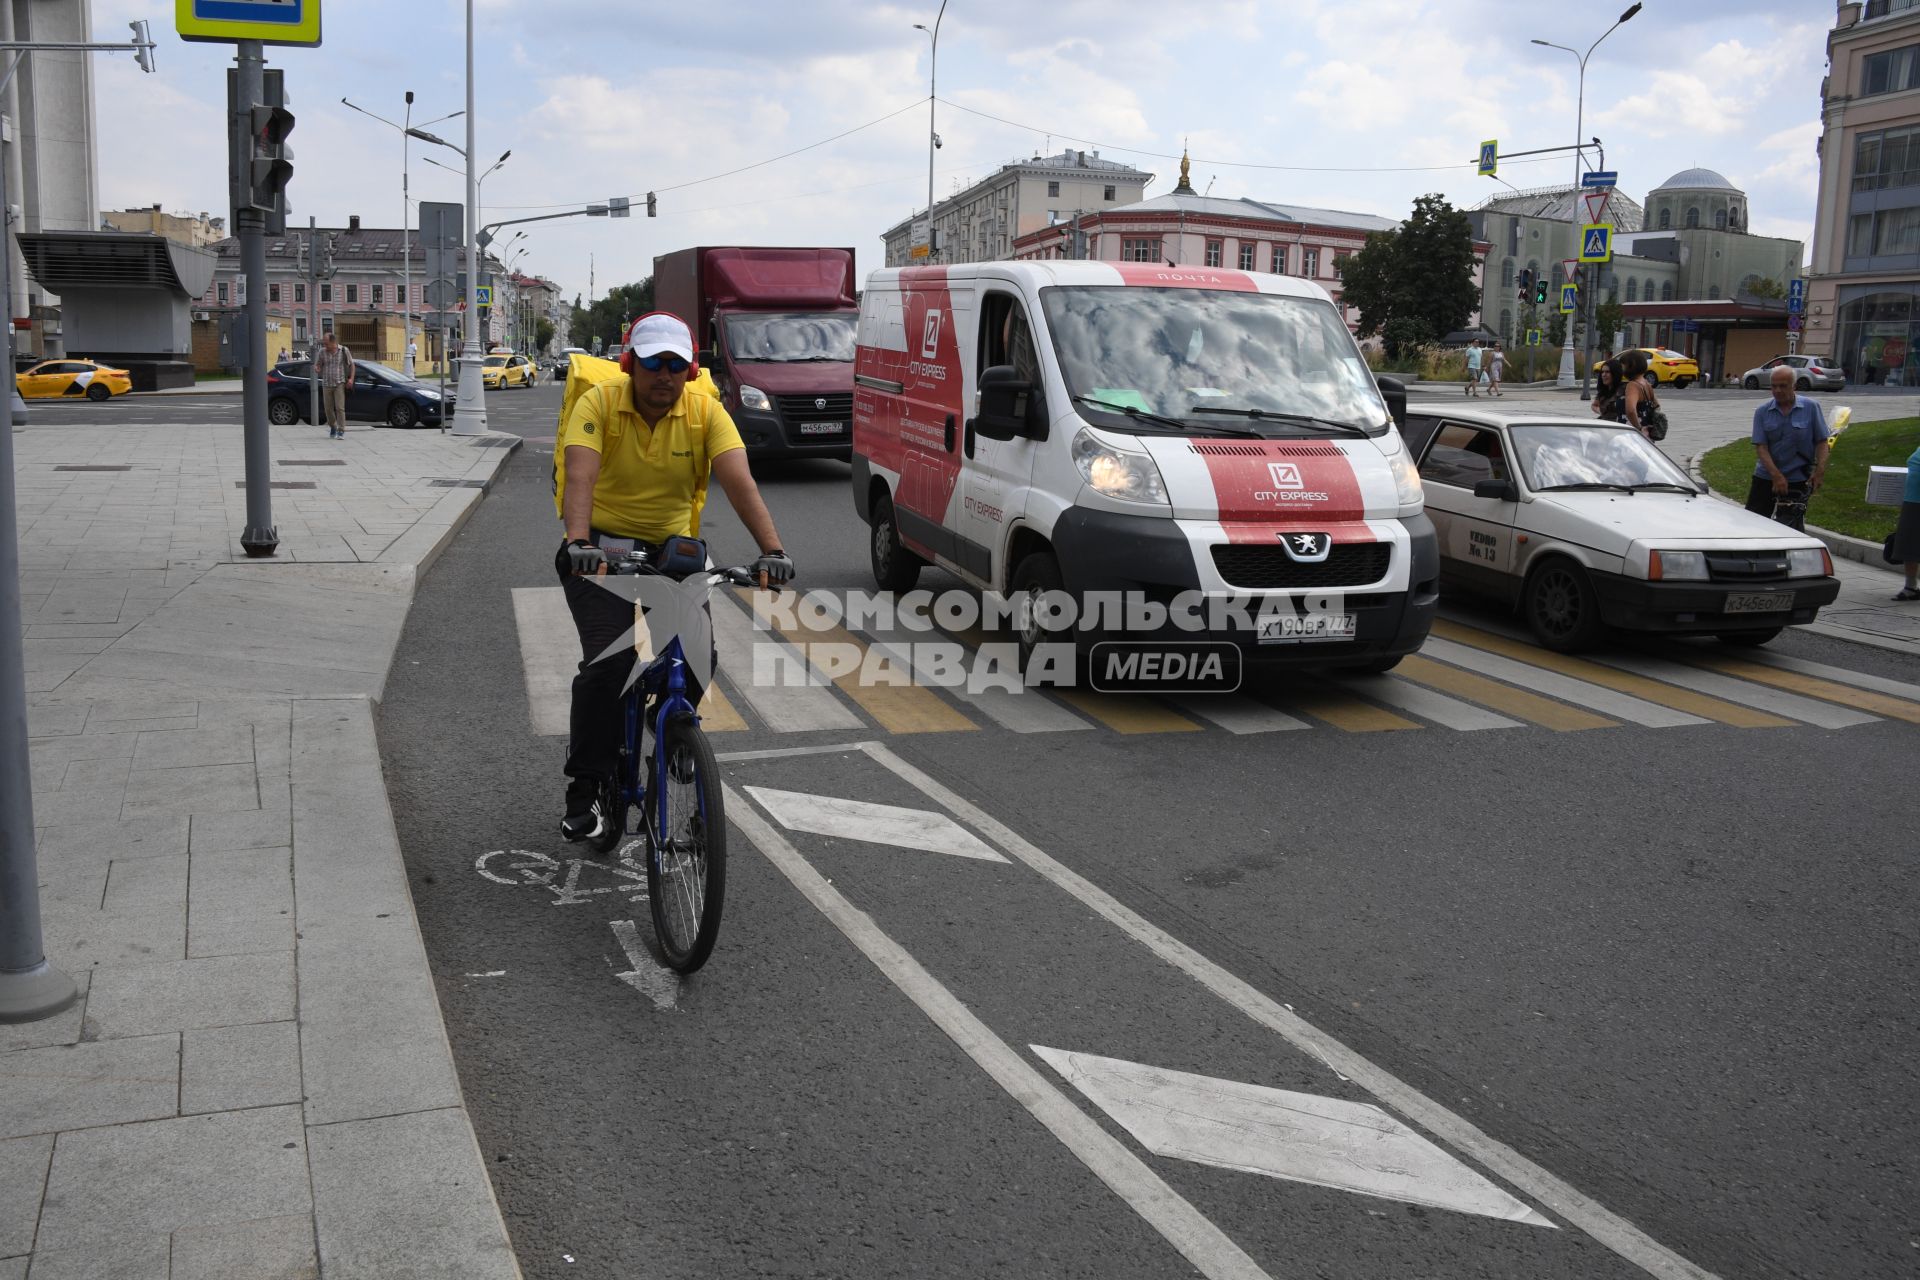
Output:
[636,353,690,374]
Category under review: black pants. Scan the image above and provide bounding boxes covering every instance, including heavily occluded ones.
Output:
[1745,474,1810,531]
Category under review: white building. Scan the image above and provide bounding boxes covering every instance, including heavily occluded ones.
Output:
[881,148,1153,267]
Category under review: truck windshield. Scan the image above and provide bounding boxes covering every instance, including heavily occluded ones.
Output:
[1040,286,1388,436]
[723,312,856,363]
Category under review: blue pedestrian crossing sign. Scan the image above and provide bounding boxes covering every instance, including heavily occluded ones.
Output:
[1579,223,1612,264]
[177,0,323,47]
[1526,328,1542,347]
[474,285,494,307]
[1478,139,1498,177]
[1559,283,1578,314]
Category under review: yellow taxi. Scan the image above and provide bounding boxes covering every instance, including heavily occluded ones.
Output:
[16,358,133,401]
[1631,347,1699,389]
[481,353,537,390]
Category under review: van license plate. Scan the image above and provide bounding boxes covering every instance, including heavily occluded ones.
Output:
[1724,593,1791,614]
[799,422,844,435]
[1258,614,1356,643]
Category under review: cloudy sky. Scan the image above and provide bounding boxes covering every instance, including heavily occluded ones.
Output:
[91,0,1825,305]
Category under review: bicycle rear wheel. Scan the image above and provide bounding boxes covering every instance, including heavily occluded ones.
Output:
[647,717,726,973]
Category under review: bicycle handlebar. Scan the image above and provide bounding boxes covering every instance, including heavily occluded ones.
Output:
[603,551,762,588]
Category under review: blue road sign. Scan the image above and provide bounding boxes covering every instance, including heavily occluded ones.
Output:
[179,0,322,46]
[1579,223,1612,263]
[474,285,494,307]
[1788,278,1805,314]
[1478,140,1498,178]
[1559,283,1578,314]
[1581,170,1617,189]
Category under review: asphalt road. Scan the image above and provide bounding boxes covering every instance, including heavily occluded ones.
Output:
[376,390,1918,1280]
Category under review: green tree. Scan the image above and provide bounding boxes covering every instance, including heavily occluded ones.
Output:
[1743,276,1788,300]
[568,278,656,354]
[1595,298,1625,353]
[1336,194,1479,358]
[534,316,556,352]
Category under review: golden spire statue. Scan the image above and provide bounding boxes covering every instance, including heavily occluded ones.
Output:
[1173,142,1196,195]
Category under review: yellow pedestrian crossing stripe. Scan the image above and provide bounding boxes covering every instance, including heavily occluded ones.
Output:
[509,588,1920,740]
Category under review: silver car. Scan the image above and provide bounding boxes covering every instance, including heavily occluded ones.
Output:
[1740,354,1844,391]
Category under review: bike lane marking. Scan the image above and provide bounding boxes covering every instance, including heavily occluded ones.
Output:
[847,741,1721,1280]
[742,787,1007,862]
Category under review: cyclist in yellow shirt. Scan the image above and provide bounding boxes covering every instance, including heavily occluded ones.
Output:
[554,312,792,844]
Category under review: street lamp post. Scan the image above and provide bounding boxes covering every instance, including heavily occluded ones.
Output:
[1532,2,1640,391]
[912,0,947,262]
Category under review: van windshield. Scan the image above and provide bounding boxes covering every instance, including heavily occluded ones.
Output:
[724,312,856,363]
[1040,286,1389,436]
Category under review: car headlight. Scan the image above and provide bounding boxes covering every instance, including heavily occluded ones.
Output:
[1071,427,1168,507]
[1386,442,1424,509]
[1649,550,1709,581]
[1788,547,1832,578]
[420,390,441,401]
[739,385,772,412]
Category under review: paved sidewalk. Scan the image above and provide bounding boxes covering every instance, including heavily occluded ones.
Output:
[5,417,524,1278]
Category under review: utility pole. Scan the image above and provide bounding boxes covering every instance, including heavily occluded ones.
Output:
[232,40,283,554]
[451,0,486,435]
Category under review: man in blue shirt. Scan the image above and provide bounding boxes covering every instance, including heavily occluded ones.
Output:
[1745,364,1830,530]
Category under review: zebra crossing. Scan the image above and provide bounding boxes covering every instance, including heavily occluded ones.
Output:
[509,586,1920,739]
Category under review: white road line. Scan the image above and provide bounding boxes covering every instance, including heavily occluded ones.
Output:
[744,786,1008,862]
[608,919,681,1011]
[1033,1047,1553,1227]
[718,742,879,763]
[856,741,1720,1280]
[1588,652,1876,729]
[725,792,1274,1280]
[1337,674,1523,730]
[510,587,577,737]
[710,590,863,733]
[1738,649,1920,702]
[860,626,1093,734]
[1169,694,1310,734]
[1421,637,1709,728]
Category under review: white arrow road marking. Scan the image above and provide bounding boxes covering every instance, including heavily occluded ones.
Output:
[1033,1047,1554,1227]
[743,786,1007,863]
[609,919,681,1011]
[510,588,578,737]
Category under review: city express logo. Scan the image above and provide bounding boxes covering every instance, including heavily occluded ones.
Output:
[921,309,943,358]
[1253,460,1328,503]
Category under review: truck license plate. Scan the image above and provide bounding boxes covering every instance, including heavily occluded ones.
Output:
[1257,614,1356,643]
[799,421,844,435]
[1724,593,1791,614]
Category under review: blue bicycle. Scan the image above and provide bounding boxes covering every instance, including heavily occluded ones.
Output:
[588,547,758,973]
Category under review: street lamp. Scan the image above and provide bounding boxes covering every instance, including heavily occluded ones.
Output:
[341,95,462,377]
[1532,2,1641,390]
[912,0,947,262]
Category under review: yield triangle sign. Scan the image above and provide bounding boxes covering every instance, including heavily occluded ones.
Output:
[1561,258,1580,281]
[1583,188,1612,224]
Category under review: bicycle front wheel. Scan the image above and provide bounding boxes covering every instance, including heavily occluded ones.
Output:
[648,717,727,973]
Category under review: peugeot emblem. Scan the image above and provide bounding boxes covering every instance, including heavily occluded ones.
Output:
[815,397,828,410]
[1279,532,1332,563]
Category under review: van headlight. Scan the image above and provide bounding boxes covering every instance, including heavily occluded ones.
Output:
[1787,547,1832,578]
[739,385,772,412]
[1072,427,1168,507]
[1386,442,1424,508]
[1649,550,1709,581]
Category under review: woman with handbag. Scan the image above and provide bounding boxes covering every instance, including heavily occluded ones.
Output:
[1590,359,1628,424]
[1616,349,1668,442]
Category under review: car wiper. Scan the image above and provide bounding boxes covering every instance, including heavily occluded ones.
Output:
[1190,406,1372,437]
[1628,482,1701,494]
[1534,482,1636,493]
[1070,394,1258,436]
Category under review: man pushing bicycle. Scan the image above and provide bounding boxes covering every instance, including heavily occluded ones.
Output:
[553,312,793,845]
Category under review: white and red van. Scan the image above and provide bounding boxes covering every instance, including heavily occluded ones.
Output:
[850,262,1437,682]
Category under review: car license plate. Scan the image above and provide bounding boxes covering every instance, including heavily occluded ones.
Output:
[1257,614,1356,643]
[799,421,844,435]
[1724,593,1791,614]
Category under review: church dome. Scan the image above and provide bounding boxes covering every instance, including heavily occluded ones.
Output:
[1651,167,1741,194]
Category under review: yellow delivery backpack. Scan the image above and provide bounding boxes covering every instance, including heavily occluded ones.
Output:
[551,352,723,536]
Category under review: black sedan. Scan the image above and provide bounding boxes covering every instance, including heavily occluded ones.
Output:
[266,360,446,429]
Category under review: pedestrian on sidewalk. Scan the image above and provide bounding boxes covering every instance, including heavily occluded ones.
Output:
[1487,341,1505,396]
[1894,441,1920,601]
[1617,349,1661,440]
[1745,365,1829,532]
[315,332,354,440]
[1463,340,1482,397]
[1591,359,1627,422]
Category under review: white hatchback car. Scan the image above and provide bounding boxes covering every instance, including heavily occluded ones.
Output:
[1405,403,1841,650]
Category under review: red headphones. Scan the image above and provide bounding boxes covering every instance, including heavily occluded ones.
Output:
[619,311,699,377]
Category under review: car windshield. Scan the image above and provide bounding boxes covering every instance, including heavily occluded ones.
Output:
[1040,286,1389,436]
[723,312,856,363]
[1509,423,1696,491]
[484,355,508,367]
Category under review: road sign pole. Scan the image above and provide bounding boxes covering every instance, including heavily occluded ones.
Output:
[307,217,320,429]
[452,0,486,436]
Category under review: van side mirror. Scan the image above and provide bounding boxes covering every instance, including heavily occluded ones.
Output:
[974,363,1045,441]
[1473,478,1519,501]
[1374,373,1407,430]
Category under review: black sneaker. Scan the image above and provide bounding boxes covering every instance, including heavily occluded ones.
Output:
[560,777,609,843]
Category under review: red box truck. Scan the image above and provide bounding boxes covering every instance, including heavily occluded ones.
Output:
[652,246,858,460]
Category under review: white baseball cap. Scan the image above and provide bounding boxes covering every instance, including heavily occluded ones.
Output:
[627,312,694,362]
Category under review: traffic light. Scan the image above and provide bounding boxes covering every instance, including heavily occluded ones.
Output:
[1516,267,1531,304]
[1534,278,1549,305]
[130,20,154,73]
[646,191,657,217]
[229,68,293,233]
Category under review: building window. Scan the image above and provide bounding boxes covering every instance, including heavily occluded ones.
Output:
[1272,244,1287,274]
[1205,239,1223,267]
[1684,207,1699,229]
[268,283,280,303]
[1047,180,1060,197]
[1660,281,1674,301]
[322,316,333,334]
[1658,208,1671,230]
[1715,209,1727,230]
[345,284,358,305]
[1849,212,1876,255]
[1103,185,1116,201]
[1121,237,1161,263]
[1867,0,1920,17]
[1331,255,1343,280]
[1238,242,1255,270]
[1626,277,1639,302]
[373,284,384,305]
[1852,125,1920,190]
[1874,205,1920,254]
[397,285,406,306]
[1302,248,1319,277]
[321,283,331,302]
[294,282,305,303]
[1862,43,1920,96]
[217,282,229,304]
[294,317,306,344]
[1499,308,1512,342]
[1501,257,1513,287]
